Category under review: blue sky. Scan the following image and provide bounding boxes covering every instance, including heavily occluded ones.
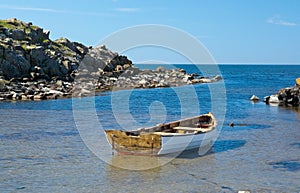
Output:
[0,0,299,64]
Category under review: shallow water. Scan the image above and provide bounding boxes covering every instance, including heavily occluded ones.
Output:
[1,65,300,192]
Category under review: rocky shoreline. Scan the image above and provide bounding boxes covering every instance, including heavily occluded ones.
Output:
[264,78,300,107]
[0,18,222,101]
[0,66,222,101]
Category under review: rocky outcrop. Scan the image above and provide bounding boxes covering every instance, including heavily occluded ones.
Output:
[264,79,300,107]
[0,18,86,81]
[0,18,133,82]
[93,66,221,91]
[79,45,132,73]
[0,18,133,100]
[0,18,222,101]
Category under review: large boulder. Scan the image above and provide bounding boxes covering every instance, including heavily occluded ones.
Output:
[30,46,47,66]
[86,45,117,72]
[81,45,133,73]
[109,55,133,71]
[11,29,27,41]
[27,28,49,43]
[265,85,300,107]
[54,38,82,55]
[0,51,31,79]
[42,58,64,78]
[296,78,300,86]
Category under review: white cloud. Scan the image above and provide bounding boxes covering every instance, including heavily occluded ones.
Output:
[267,15,297,26]
[114,8,140,12]
[0,5,67,13]
[0,5,114,17]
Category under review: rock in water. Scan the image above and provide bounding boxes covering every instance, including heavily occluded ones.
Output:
[250,95,259,101]
[265,79,300,107]
[296,78,300,86]
[269,94,280,103]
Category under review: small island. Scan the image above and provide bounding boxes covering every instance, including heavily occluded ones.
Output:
[0,18,221,101]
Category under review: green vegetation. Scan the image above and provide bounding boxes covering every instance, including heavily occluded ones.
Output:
[21,44,36,51]
[43,39,50,44]
[0,20,16,30]
[0,19,40,31]
[30,25,39,30]
[24,28,31,34]
[51,43,76,58]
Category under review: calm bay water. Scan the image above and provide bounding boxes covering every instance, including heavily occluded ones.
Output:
[1,65,300,192]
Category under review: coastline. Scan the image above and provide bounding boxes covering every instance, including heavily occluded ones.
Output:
[0,18,222,102]
[0,67,222,102]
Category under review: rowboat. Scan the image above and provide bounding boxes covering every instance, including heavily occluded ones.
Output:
[105,112,217,156]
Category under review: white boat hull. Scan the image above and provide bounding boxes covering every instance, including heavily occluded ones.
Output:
[158,129,217,155]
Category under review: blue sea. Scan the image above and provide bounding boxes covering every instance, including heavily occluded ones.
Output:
[1,64,300,192]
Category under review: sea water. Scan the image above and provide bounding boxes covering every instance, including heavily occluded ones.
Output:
[0,65,299,192]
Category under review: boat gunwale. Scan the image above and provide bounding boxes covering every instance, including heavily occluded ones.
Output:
[153,128,215,137]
